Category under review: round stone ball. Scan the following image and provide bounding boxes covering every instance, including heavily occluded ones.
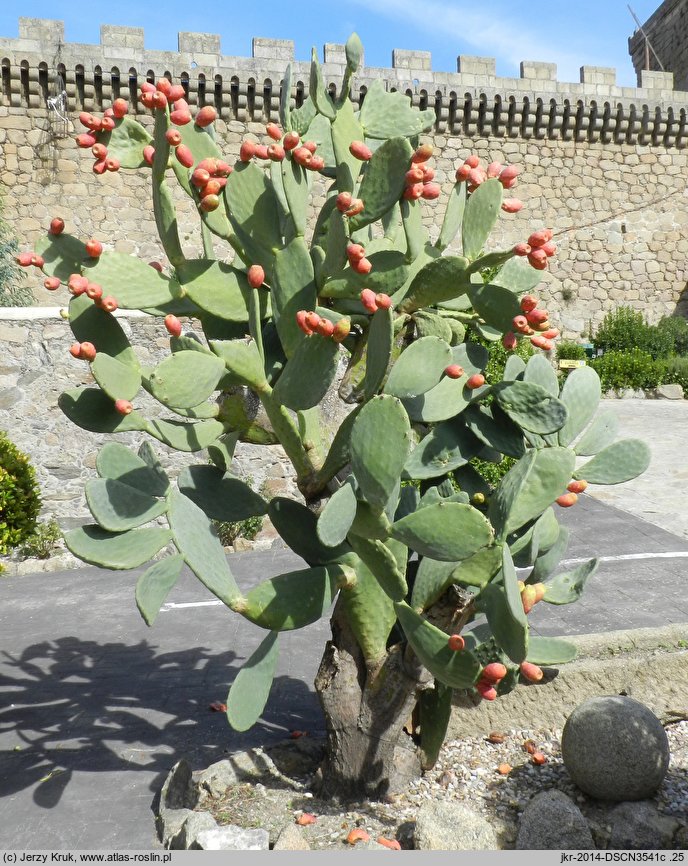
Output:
[561,696,670,801]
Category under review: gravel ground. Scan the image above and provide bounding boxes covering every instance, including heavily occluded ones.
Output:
[252,721,688,850]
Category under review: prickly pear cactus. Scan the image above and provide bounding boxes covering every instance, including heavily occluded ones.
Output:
[24,35,650,799]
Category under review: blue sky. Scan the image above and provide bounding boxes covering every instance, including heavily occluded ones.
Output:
[0,1,663,87]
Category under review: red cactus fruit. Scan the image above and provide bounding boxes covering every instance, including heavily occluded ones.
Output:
[170,108,192,125]
[352,257,372,275]
[521,587,536,615]
[69,343,82,359]
[421,183,441,200]
[168,85,186,102]
[201,180,223,198]
[164,314,182,337]
[526,308,549,325]
[482,662,507,683]
[86,283,103,301]
[267,143,285,162]
[112,98,128,118]
[79,112,98,130]
[502,331,518,351]
[114,399,133,415]
[476,681,498,701]
[532,583,546,603]
[49,217,65,236]
[335,191,353,213]
[528,228,553,248]
[531,335,554,351]
[520,661,544,682]
[292,146,312,167]
[43,276,61,290]
[405,165,424,184]
[175,145,194,168]
[513,242,531,257]
[332,319,351,343]
[76,133,97,149]
[68,274,88,294]
[200,194,220,212]
[265,122,282,141]
[165,129,182,146]
[92,159,107,175]
[16,252,33,267]
[411,143,433,163]
[499,164,520,185]
[151,91,168,110]
[374,293,392,310]
[143,146,155,166]
[296,311,313,335]
[455,164,472,182]
[148,261,164,272]
[444,365,464,379]
[528,249,548,270]
[568,479,588,494]
[85,239,103,258]
[92,143,108,160]
[195,106,217,128]
[283,131,300,151]
[502,198,523,213]
[344,199,365,217]
[487,161,503,178]
[247,265,265,289]
[468,167,487,187]
[541,328,560,340]
[346,829,370,845]
[403,183,424,201]
[216,160,232,176]
[448,634,465,652]
[315,318,335,338]
[100,296,118,313]
[519,295,538,313]
[305,312,322,331]
[31,254,45,269]
[252,144,269,160]
[302,140,317,154]
[556,492,578,508]
[307,155,325,171]
[533,319,551,333]
[360,289,378,313]
[349,140,373,160]
[464,154,480,168]
[422,165,435,182]
[191,168,211,189]
[139,92,155,109]
[156,78,172,95]
[101,116,115,132]
[512,315,529,333]
[105,157,120,172]
[346,243,366,263]
[140,82,156,94]
[466,373,485,389]
[79,342,97,362]
[541,240,557,257]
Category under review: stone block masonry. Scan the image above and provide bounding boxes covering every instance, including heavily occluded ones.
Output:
[629,0,688,92]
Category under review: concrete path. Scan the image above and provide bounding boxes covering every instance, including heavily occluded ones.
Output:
[1,399,688,849]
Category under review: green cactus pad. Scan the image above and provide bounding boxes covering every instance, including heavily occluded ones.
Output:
[452,544,503,588]
[210,340,267,390]
[330,99,365,189]
[268,497,350,564]
[436,182,467,252]
[59,388,150,434]
[168,490,241,607]
[574,409,619,457]
[344,535,407,601]
[96,442,169,496]
[321,251,409,300]
[531,524,570,582]
[492,381,568,435]
[35,233,88,282]
[86,252,182,309]
[279,62,293,130]
[413,311,453,343]
[100,115,152,168]
[478,547,528,663]
[503,354,527,382]
[148,417,226,452]
[557,366,602,447]
[543,558,598,605]
[574,438,651,484]
[207,431,240,472]
[225,161,282,270]
[463,405,526,459]
[317,477,358,548]
[419,682,453,770]
[399,257,470,312]
[359,80,436,139]
[177,465,268,523]
[411,558,458,611]
[177,260,270,323]
[91,353,141,402]
[526,635,577,665]
[291,96,317,137]
[364,308,394,399]
[395,601,481,689]
[349,137,414,231]
[226,630,279,732]
[404,419,482,480]
[68,294,139,369]
[492,256,544,294]
[524,353,560,396]
[340,556,396,662]
[64,524,173,570]
[402,375,471,424]
[318,405,362,484]
[462,179,503,261]
[469,283,522,333]
[384,336,452,399]
[272,236,318,357]
[242,566,338,630]
[147,350,226,409]
[391,502,493,562]
[490,447,575,537]
[309,49,336,119]
[280,157,310,236]
[85,478,167,532]
[350,395,411,510]
[272,335,340,410]
[135,554,186,627]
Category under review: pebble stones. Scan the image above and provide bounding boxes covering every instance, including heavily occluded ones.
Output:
[561,696,670,801]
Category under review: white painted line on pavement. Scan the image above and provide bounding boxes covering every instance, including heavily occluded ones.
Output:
[159,551,688,613]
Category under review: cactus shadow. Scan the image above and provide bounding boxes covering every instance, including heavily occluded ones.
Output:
[0,636,321,808]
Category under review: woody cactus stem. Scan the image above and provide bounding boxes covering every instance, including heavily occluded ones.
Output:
[34,32,652,800]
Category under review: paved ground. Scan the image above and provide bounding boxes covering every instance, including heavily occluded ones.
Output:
[1,399,687,849]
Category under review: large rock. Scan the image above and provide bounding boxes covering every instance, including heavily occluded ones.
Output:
[272,823,312,850]
[561,696,670,801]
[157,760,198,846]
[516,790,595,850]
[168,812,218,850]
[655,383,684,400]
[192,826,270,850]
[414,801,498,850]
[608,801,679,850]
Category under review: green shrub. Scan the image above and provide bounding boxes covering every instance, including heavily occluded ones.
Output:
[214,514,264,547]
[470,455,517,490]
[19,518,62,559]
[0,434,41,554]
[556,341,587,361]
[657,357,688,395]
[0,195,33,307]
[590,349,662,392]
[594,306,675,360]
[657,316,688,357]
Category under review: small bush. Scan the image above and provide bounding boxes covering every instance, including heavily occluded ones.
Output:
[0,195,33,307]
[657,357,688,394]
[0,434,41,554]
[214,514,264,547]
[556,341,587,361]
[594,306,675,360]
[590,349,662,392]
[470,455,517,490]
[19,518,63,559]
[657,316,688,357]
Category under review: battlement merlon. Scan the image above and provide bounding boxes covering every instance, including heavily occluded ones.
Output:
[2,16,688,147]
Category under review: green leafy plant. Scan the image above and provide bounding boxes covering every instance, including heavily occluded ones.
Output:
[590,349,662,392]
[0,194,33,307]
[594,306,673,360]
[657,357,688,394]
[0,433,41,554]
[556,341,587,361]
[19,518,63,559]
[656,316,688,357]
[29,36,651,799]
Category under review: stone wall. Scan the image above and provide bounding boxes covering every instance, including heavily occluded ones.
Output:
[629,0,688,92]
